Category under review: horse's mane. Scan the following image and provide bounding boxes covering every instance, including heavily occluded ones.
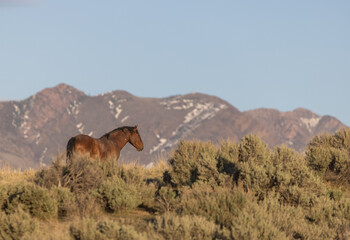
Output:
[103,126,138,138]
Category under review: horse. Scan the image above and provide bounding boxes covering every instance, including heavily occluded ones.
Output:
[66,125,143,163]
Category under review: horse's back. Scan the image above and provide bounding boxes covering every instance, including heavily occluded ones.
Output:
[66,134,98,162]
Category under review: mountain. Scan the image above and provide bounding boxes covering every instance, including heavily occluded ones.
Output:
[0,84,346,169]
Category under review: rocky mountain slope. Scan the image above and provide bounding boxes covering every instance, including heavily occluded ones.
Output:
[0,84,346,169]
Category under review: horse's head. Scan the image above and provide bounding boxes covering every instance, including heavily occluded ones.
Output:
[128,125,144,151]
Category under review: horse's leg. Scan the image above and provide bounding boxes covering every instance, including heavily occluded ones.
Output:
[90,139,101,160]
[66,137,76,165]
[115,150,120,161]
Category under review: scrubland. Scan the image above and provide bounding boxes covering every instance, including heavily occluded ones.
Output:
[1,129,350,239]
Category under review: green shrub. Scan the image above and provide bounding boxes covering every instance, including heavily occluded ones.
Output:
[52,187,77,219]
[236,135,274,199]
[230,193,338,240]
[178,184,245,228]
[115,164,145,186]
[306,135,333,174]
[34,155,66,189]
[3,183,57,219]
[0,184,10,210]
[231,202,288,240]
[217,141,239,177]
[99,160,146,184]
[306,195,350,230]
[95,176,142,212]
[155,186,179,213]
[74,192,102,218]
[70,217,146,240]
[3,133,350,239]
[306,129,350,182]
[97,220,146,240]
[231,194,316,240]
[0,207,36,240]
[331,128,350,148]
[237,142,327,205]
[70,218,100,240]
[271,146,327,207]
[107,163,158,211]
[150,212,231,240]
[336,224,350,240]
[238,135,270,163]
[167,141,225,187]
[63,156,105,193]
[238,160,275,199]
[272,146,311,187]
[34,156,159,216]
[138,181,157,212]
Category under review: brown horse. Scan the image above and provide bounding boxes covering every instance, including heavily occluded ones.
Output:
[66,125,143,163]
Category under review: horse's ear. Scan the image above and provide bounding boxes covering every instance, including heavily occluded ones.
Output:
[133,125,138,132]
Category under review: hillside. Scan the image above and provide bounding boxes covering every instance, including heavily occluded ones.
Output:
[0,83,346,168]
[1,130,350,239]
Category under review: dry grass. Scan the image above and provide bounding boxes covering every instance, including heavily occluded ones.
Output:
[0,166,36,185]
[23,210,153,240]
[24,218,71,240]
[145,159,169,180]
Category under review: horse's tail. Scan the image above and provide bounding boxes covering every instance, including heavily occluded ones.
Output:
[66,137,76,164]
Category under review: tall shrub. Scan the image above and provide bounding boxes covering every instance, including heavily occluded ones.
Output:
[306,129,350,183]
[0,207,36,240]
[95,176,142,212]
[178,184,245,228]
[237,135,273,198]
[2,183,57,219]
[168,141,222,187]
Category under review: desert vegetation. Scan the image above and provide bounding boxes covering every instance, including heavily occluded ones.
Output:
[1,129,350,239]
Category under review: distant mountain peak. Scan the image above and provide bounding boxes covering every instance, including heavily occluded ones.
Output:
[37,83,84,98]
[292,107,318,117]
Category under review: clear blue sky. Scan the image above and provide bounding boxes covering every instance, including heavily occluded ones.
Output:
[1,1,349,125]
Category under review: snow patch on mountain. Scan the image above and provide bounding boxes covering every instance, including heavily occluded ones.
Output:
[151,101,227,154]
[118,99,127,103]
[150,135,167,154]
[12,102,33,139]
[39,147,48,166]
[108,95,125,120]
[115,105,122,119]
[121,116,129,123]
[300,117,321,133]
[35,133,41,145]
[67,100,81,115]
[184,102,226,123]
[76,122,85,134]
[160,97,194,110]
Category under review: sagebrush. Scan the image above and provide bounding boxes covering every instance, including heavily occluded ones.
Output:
[0,129,350,239]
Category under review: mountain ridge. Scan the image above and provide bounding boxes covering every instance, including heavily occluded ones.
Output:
[0,83,346,169]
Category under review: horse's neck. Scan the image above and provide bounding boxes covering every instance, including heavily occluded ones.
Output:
[107,130,129,149]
